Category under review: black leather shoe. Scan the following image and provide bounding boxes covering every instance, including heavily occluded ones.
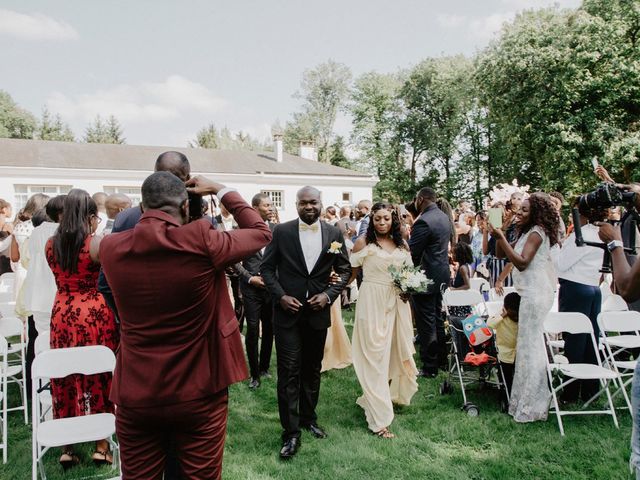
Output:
[279,437,300,459]
[248,378,260,389]
[304,423,327,439]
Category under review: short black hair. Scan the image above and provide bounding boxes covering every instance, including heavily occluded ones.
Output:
[155,151,190,181]
[252,192,270,208]
[503,292,521,322]
[453,241,474,265]
[142,171,187,210]
[46,195,66,223]
[417,187,437,202]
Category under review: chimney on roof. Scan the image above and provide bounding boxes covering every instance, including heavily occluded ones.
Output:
[299,140,317,161]
[272,130,284,163]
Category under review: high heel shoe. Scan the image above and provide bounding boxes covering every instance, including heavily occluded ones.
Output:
[59,451,80,470]
[92,449,113,466]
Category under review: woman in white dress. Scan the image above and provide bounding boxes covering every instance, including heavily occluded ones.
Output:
[349,203,418,438]
[490,193,559,422]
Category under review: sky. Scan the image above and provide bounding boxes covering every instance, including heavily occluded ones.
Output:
[0,0,581,148]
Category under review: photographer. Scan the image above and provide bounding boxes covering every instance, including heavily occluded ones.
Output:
[594,182,640,479]
[557,201,607,403]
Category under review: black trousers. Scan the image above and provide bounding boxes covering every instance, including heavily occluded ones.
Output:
[500,361,515,400]
[412,291,446,372]
[273,316,327,439]
[243,288,273,379]
[26,315,37,398]
[558,278,602,401]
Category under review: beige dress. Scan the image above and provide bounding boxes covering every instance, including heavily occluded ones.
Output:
[351,244,418,432]
[321,299,352,372]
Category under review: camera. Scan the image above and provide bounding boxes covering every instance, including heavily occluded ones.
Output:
[573,183,639,273]
[577,183,637,211]
[188,192,204,222]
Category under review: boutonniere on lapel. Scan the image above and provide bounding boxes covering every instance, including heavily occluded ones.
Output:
[327,241,342,254]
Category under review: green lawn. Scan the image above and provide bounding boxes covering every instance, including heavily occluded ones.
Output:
[0,310,632,479]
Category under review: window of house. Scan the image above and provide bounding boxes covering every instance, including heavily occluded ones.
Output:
[14,184,72,212]
[342,192,352,203]
[261,190,284,210]
[103,186,142,206]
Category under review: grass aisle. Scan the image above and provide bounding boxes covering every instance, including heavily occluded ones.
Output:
[0,310,631,479]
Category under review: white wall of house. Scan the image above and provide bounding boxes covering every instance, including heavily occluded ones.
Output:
[0,166,374,221]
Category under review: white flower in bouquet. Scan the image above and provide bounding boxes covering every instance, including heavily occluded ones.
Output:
[388,263,432,295]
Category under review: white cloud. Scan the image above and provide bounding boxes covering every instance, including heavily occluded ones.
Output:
[500,0,582,9]
[436,13,466,28]
[436,0,581,42]
[469,12,516,42]
[0,9,79,41]
[46,75,229,124]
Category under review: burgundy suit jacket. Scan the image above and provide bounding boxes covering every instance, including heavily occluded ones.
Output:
[100,191,271,408]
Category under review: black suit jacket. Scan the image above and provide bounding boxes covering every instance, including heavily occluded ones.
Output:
[409,203,452,295]
[236,222,275,291]
[261,219,350,329]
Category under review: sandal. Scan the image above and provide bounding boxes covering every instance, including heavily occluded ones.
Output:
[372,427,395,439]
[59,451,80,470]
[92,449,113,466]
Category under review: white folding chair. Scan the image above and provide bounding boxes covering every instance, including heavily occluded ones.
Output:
[442,289,487,317]
[0,336,7,463]
[0,273,14,295]
[597,311,640,414]
[34,332,52,422]
[602,294,629,312]
[544,312,619,435]
[470,277,490,295]
[488,286,516,302]
[31,345,120,480]
[0,316,28,424]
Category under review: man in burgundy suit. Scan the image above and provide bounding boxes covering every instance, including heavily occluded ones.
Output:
[100,172,271,479]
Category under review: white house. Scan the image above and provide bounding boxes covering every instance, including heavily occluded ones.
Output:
[0,138,376,221]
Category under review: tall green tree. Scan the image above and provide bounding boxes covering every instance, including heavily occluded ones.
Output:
[190,123,219,149]
[0,90,36,139]
[37,108,75,141]
[328,136,352,169]
[398,56,472,199]
[476,3,640,197]
[350,71,408,200]
[293,60,352,163]
[84,115,126,144]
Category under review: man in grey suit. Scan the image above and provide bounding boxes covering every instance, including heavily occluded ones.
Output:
[409,187,452,377]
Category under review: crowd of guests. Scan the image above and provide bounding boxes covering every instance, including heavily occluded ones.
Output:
[0,154,637,478]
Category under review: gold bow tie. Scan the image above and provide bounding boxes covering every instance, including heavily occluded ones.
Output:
[299,223,319,232]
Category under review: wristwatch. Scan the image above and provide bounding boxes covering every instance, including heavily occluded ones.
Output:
[607,240,624,252]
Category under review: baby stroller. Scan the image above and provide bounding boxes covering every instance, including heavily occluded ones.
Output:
[440,288,509,416]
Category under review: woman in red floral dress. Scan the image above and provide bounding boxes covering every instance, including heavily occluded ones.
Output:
[46,189,119,468]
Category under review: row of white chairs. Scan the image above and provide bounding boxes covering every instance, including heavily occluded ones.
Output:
[31,340,120,479]
[442,287,637,435]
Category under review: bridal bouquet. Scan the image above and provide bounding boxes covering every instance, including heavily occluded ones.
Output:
[388,264,432,295]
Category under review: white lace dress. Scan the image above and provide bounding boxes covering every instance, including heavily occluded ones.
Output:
[509,226,555,422]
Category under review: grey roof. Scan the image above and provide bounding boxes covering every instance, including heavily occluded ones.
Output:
[0,138,371,178]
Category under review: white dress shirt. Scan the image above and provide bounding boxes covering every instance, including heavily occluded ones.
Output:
[298,218,323,273]
[556,223,602,287]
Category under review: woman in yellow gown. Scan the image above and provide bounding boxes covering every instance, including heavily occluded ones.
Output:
[349,203,418,439]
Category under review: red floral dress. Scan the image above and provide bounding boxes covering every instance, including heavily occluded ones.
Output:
[46,236,119,419]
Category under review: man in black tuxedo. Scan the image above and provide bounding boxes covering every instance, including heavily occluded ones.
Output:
[409,187,452,378]
[236,193,275,389]
[261,186,350,459]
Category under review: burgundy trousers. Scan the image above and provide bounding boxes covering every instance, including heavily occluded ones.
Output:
[116,389,228,480]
